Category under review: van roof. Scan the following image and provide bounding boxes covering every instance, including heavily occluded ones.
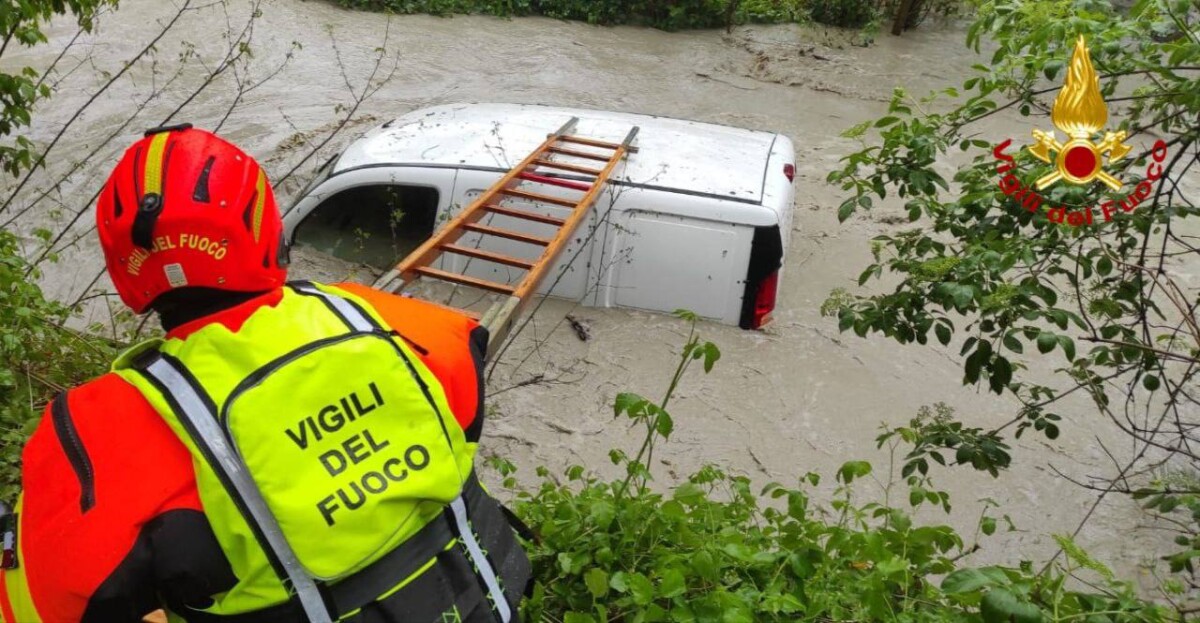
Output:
[333,103,784,205]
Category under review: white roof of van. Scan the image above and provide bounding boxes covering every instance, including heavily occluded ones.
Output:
[333,103,783,204]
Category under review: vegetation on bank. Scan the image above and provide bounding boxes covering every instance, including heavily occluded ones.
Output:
[826,0,1200,611]
[331,0,958,31]
[0,231,113,502]
[501,315,1172,621]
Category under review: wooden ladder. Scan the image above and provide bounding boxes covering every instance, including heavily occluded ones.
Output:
[373,117,639,358]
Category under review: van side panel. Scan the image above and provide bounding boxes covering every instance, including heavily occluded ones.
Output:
[610,210,753,324]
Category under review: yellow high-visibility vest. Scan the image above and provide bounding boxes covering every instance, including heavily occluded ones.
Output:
[114,283,527,622]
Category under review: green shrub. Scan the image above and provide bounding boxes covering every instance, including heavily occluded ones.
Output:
[332,0,800,30]
[826,0,1200,596]
[498,312,1171,622]
[0,230,113,501]
[738,0,808,22]
[806,0,878,29]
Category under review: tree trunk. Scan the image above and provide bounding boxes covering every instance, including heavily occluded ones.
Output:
[891,0,916,35]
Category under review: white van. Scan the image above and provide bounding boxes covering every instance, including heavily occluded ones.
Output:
[283,103,795,329]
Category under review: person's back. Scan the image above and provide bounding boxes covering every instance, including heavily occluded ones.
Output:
[0,126,530,622]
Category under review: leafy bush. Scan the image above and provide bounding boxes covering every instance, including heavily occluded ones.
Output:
[826,0,1200,607]
[333,0,794,30]
[807,0,878,28]
[0,230,112,501]
[734,0,809,23]
[0,0,116,176]
[497,312,1171,622]
[333,0,974,31]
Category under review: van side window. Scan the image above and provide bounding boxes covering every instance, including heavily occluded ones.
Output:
[293,185,439,268]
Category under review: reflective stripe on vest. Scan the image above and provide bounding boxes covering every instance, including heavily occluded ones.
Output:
[140,354,333,623]
[132,284,514,622]
[448,497,511,622]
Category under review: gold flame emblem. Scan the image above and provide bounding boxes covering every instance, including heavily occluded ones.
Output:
[1028,36,1131,190]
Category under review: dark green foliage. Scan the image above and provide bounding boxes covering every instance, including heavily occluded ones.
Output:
[807,0,878,28]
[0,0,118,176]
[332,0,807,30]
[496,315,1169,621]
[0,230,113,502]
[738,0,808,22]
[825,0,1200,604]
[331,0,967,32]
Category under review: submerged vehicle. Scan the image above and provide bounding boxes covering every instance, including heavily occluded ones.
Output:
[283,103,795,328]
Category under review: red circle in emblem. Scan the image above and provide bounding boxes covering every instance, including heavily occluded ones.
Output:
[1064,145,1098,179]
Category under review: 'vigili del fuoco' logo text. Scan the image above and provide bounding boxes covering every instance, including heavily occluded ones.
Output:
[992,36,1169,227]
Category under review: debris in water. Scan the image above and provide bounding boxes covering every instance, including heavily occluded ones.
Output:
[566,315,590,342]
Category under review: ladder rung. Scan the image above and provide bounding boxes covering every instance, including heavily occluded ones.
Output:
[500,188,578,208]
[517,172,593,192]
[483,204,567,226]
[559,135,622,150]
[533,159,602,175]
[462,222,552,246]
[440,243,537,269]
[547,146,611,162]
[413,266,516,294]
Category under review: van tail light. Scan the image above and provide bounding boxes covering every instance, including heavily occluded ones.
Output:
[740,225,784,330]
[751,269,779,329]
[783,163,795,183]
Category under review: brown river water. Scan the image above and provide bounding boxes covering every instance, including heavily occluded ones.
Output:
[5,0,1190,585]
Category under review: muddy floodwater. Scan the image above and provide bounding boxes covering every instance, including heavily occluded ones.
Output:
[8,0,1194,585]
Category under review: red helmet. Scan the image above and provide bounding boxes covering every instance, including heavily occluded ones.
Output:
[96,125,288,313]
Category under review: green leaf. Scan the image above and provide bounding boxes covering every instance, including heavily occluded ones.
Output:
[952,284,974,309]
[942,567,1008,594]
[655,408,674,438]
[837,460,872,484]
[965,349,984,384]
[1056,335,1075,361]
[702,342,721,373]
[584,568,609,599]
[1042,59,1064,80]
[981,587,1044,623]
[838,197,857,222]
[990,357,1012,393]
[658,568,687,599]
[935,323,951,345]
[629,572,655,606]
[614,392,644,417]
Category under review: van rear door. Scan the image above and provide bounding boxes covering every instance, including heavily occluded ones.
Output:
[594,189,755,325]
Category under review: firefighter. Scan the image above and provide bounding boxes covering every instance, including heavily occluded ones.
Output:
[0,125,530,623]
